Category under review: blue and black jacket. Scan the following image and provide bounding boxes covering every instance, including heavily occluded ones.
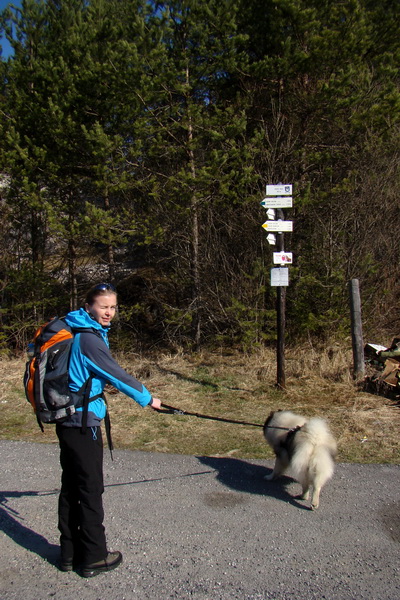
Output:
[61,308,152,427]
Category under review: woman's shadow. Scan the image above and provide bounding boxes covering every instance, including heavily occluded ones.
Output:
[197,456,310,510]
[0,490,60,565]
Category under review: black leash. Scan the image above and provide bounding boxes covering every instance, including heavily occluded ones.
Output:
[157,403,264,428]
[157,403,292,430]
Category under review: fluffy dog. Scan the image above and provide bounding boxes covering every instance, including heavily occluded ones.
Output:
[263,410,337,510]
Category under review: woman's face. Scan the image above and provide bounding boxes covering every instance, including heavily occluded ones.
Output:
[85,293,117,327]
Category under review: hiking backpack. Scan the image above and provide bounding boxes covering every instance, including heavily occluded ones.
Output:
[24,317,94,430]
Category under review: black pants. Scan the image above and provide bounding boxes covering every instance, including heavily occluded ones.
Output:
[56,425,107,565]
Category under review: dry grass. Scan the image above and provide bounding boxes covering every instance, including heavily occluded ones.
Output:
[2,344,399,463]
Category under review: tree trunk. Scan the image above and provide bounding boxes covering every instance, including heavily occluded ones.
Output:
[104,188,115,281]
[186,66,201,349]
[68,213,78,310]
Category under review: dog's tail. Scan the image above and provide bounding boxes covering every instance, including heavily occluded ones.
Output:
[290,418,337,486]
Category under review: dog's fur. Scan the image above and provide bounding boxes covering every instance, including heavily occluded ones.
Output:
[263,410,337,510]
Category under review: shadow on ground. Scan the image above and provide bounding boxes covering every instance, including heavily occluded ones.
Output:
[197,456,310,510]
[0,489,59,566]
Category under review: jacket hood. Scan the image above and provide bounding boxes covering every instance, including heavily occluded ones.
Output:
[64,307,109,333]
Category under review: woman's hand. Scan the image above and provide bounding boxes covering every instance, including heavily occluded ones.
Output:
[149,397,162,410]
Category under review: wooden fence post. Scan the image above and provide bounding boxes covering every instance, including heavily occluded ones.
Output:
[349,279,365,380]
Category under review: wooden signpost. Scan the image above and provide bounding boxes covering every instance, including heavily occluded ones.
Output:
[260,183,294,389]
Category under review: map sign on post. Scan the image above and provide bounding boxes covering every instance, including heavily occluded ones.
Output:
[266,184,292,196]
[271,267,289,287]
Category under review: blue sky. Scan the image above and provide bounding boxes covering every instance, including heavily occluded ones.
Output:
[1,0,23,59]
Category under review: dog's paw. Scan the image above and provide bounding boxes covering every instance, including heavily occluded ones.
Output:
[310,495,319,509]
[310,490,320,510]
[264,473,276,481]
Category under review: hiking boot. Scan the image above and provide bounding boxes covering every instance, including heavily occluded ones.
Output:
[59,558,73,572]
[81,551,123,578]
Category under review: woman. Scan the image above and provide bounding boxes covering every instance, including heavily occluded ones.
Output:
[56,283,161,577]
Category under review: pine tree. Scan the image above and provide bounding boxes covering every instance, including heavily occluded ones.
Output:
[126,0,255,347]
[237,0,400,339]
[1,0,152,309]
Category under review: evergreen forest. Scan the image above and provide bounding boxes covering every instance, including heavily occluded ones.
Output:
[1,0,399,353]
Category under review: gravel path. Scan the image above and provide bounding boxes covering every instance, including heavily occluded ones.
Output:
[0,440,399,599]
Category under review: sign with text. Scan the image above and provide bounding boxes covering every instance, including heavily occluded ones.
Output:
[262,220,293,232]
[261,197,293,208]
[266,184,292,196]
[271,267,289,287]
[273,252,293,264]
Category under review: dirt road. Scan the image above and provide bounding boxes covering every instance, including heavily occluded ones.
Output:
[0,440,399,599]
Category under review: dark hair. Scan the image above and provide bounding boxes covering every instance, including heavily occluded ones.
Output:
[85,283,117,306]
